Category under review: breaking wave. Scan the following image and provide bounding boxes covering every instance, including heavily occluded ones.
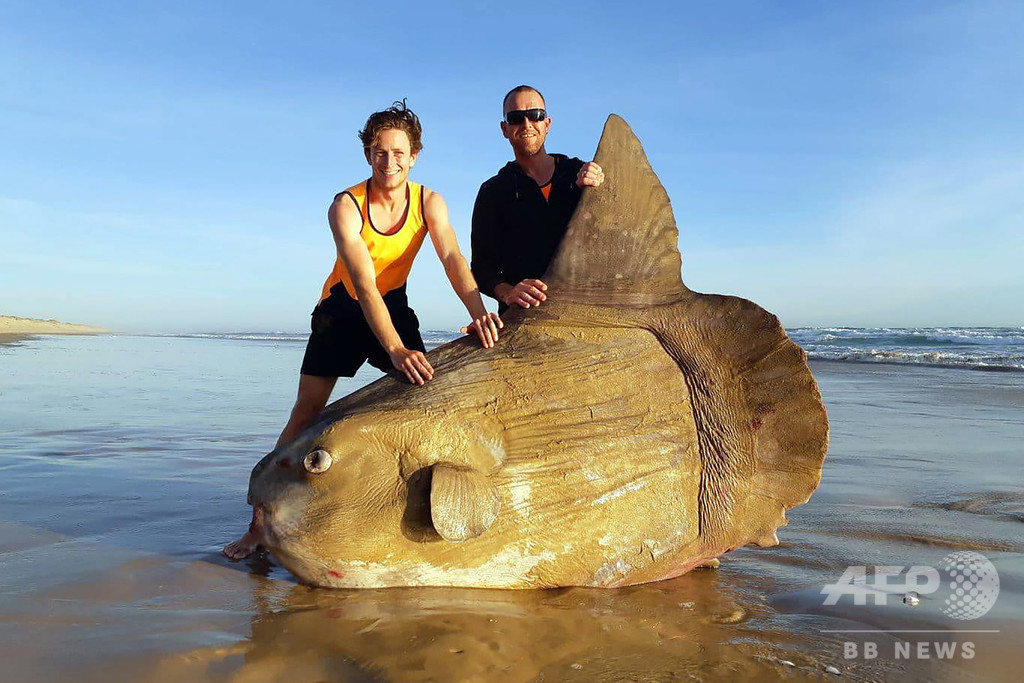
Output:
[157,330,462,347]
[162,328,1024,372]
[789,327,1024,372]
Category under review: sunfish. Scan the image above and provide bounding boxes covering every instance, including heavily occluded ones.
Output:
[245,115,829,589]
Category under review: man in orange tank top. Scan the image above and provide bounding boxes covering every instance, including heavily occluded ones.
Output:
[224,101,501,560]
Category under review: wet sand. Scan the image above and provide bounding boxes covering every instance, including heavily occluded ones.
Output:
[0,336,1021,681]
[0,333,30,345]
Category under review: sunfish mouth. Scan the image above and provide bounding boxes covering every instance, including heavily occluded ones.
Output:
[246,505,270,547]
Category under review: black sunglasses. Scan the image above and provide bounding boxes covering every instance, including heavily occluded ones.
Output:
[504,108,547,125]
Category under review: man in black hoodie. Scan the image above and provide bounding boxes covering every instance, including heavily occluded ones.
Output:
[471,85,604,313]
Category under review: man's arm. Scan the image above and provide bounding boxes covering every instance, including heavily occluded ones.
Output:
[469,183,506,302]
[424,190,502,348]
[328,195,433,385]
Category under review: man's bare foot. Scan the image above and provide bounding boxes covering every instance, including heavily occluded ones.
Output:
[223,530,261,560]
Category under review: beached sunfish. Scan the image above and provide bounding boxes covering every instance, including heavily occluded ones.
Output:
[245,115,829,589]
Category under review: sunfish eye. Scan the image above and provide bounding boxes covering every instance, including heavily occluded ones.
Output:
[303,449,333,474]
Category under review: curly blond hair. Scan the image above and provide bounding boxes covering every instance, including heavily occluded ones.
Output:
[358,99,423,153]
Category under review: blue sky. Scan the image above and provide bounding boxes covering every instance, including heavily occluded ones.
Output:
[1,0,1021,332]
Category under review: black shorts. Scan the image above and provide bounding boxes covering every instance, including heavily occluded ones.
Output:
[299,284,425,378]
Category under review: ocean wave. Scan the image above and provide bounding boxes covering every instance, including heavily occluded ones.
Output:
[159,330,464,345]
[160,328,1023,372]
[806,349,1024,372]
[422,331,462,345]
[790,327,1024,347]
[157,332,309,343]
[790,327,1024,370]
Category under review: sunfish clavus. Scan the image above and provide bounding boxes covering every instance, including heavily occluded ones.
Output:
[245,115,829,589]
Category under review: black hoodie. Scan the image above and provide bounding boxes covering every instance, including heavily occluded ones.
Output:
[471,154,585,311]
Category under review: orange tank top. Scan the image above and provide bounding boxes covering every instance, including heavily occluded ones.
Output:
[319,179,430,302]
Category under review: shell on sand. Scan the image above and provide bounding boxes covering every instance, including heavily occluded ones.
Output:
[247,115,829,589]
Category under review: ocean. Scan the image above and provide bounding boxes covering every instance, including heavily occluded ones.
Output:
[789,327,1024,372]
[1,330,1021,681]
[162,326,1024,372]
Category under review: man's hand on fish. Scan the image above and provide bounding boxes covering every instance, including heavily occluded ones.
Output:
[461,311,503,348]
[503,279,548,308]
[389,347,434,385]
[576,161,605,188]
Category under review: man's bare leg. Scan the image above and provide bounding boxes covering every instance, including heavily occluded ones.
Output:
[223,375,337,560]
[273,374,338,448]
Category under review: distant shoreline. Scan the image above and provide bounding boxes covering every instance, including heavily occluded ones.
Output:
[0,315,107,345]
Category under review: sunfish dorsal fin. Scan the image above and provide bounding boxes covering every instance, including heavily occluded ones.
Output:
[545,114,685,307]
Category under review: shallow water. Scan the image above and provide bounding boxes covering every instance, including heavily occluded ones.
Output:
[1,335,1021,681]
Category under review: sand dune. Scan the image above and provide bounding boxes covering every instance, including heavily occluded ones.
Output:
[0,315,107,339]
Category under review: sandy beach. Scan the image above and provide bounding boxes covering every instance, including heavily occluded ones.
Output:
[0,334,1020,681]
[0,315,107,344]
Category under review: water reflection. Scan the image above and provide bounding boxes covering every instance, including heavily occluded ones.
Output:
[186,568,819,682]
